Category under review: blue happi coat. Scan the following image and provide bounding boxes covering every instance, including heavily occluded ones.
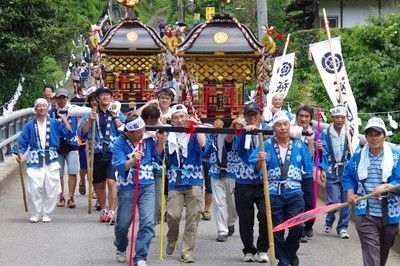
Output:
[165,134,212,191]
[78,109,125,154]
[48,107,79,147]
[112,135,161,190]
[14,118,74,168]
[342,149,400,224]
[249,137,314,195]
[226,133,263,185]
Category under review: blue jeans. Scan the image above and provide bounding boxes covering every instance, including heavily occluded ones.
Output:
[114,184,155,263]
[271,192,304,266]
[325,180,351,233]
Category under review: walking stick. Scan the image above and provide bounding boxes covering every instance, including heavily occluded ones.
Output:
[258,133,276,262]
[159,143,166,261]
[88,107,97,214]
[129,141,143,266]
[15,144,28,212]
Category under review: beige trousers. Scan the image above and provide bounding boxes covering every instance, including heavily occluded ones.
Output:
[166,186,203,256]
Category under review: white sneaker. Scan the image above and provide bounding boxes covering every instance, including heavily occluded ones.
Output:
[242,253,254,262]
[323,224,332,233]
[339,230,350,239]
[29,215,40,223]
[257,252,269,263]
[116,250,126,263]
[136,260,148,266]
[42,215,52,223]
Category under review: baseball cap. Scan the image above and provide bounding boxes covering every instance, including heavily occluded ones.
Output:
[55,88,69,98]
[364,117,387,135]
[96,87,113,96]
[170,104,188,117]
[244,101,260,114]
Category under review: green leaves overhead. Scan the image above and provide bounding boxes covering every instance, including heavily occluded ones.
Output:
[0,0,105,108]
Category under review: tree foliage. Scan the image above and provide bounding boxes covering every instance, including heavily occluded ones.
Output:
[0,0,105,109]
[286,14,400,141]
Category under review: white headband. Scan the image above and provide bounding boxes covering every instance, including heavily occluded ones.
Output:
[271,110,290,126]
[330,106,347,117]
[125,117,145,131]
[34,98,48,108]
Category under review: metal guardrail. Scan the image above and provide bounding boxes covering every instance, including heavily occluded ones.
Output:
[0,108,33,162]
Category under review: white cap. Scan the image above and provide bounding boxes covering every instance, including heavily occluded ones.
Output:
[271,110,290,126]
[364,117,387,136]
[170,104,188,117]
[85,86,97,96]
[125,117,145,132]
[330,106,347,116]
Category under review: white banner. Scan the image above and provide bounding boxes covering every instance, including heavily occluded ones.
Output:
[310,36,360,149]
[268,52,295,100]
[263,53,295,122]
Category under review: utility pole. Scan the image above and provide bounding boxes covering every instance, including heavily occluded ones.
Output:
[177,0,184,23]
[257,0,268,41]
[108,0,113,24]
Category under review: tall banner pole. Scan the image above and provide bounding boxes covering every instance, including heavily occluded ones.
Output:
[322,8,353,154]
[322,9,342,104]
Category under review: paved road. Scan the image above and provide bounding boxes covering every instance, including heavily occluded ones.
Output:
[0,173,399,265]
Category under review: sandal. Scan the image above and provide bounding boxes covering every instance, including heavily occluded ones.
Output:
[57,197,66,207]
[67,197,76,208]
[79,182,86,195]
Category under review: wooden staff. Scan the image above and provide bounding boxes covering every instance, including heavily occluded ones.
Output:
[87,107,97,214]
[258,133,276,262]
[159,143,166,261]
[15,144,28,212]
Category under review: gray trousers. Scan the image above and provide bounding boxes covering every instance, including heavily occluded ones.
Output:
[355,215,399,266]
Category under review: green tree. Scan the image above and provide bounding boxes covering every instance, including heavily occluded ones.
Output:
[0,0,105,110]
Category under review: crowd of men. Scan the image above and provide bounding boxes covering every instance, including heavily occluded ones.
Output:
[13,85,400,266]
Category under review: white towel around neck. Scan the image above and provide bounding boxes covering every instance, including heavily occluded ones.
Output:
[357,142,393,182]
[167,132,189,158]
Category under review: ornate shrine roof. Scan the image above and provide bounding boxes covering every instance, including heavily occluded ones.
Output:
[99,18,166,52]
[177,14,263,56]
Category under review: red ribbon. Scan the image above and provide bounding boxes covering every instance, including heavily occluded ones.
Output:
[128,141,143,266]
[185,120,197,139]
[266,26,286,40]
